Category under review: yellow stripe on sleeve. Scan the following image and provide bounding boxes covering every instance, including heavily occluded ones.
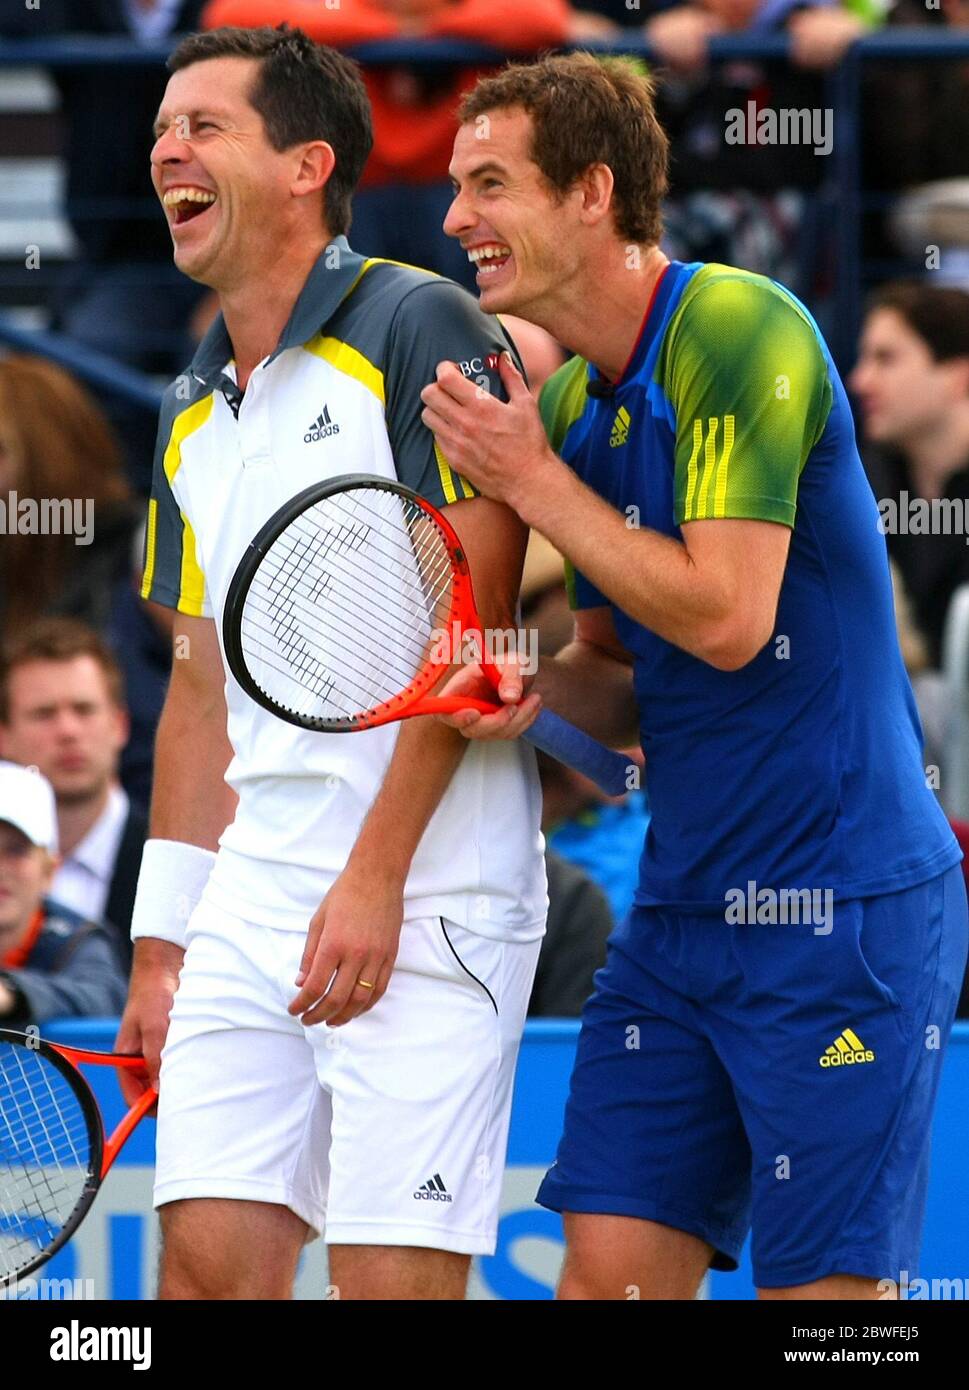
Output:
[141,498,159,600]
[178,510,207,617]
[434,439,458,504]
[694,416,718,520]
[156,394,214,610]
[683,417,703,521]
[713,414,735,518]
[163,395,214,484]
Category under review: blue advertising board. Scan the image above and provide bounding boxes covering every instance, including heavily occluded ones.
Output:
[14,1019,968,1300]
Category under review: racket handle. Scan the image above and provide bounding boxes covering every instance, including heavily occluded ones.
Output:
[524,709,634,797]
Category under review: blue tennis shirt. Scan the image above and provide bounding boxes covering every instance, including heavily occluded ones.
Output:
[540,260,961,912]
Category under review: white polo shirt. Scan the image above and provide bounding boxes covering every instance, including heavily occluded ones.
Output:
[142,240,546,942]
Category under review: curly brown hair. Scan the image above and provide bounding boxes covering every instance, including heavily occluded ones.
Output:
[458,52,669,247]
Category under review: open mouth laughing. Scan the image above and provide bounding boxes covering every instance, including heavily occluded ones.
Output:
[162,185,218,229]
[467,242,512,280]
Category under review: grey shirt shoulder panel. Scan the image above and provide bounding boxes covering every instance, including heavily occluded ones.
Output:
[330,265,525,507]
[141,373,214,612]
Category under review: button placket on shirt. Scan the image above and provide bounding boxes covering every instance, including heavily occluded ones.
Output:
[233,360,273,470]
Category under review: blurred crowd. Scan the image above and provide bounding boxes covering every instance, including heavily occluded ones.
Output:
[0,0,968,1023]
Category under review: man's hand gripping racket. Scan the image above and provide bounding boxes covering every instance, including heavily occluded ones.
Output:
[222,474,632,796]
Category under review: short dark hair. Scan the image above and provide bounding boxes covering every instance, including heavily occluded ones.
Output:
[867,282,969,364]
[458,52,669,247]
[168,24,373,237]
[0,618,125,723]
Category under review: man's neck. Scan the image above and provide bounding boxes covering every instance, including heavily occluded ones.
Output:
[218,237,331,392]
[530,243,670,383]
[58,780,116,858]
[900,405,969,499]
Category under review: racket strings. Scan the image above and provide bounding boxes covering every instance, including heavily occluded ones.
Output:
[248,534,452,700]
[239,488,456,724]
[260,506,454,670]
[0,1041,93,1281]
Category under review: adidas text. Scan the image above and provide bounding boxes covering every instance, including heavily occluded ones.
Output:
[414,1174,452,1202]
[820,1048,875,1068]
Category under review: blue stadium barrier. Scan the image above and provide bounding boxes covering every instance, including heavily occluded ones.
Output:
[0,317,163,411]
[21,1016,969,1300]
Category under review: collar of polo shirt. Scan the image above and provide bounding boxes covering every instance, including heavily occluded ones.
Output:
[189,236,368,388]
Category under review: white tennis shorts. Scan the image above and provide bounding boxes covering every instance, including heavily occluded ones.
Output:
[153,900,542,1255]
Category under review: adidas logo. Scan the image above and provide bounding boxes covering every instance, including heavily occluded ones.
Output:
[413,1173,452,1203]
[819,1028,875,1068]
[609,406,631,448]
[304,405,340,442]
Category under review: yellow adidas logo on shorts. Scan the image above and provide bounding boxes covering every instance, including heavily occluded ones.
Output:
[819,1028,875,1068]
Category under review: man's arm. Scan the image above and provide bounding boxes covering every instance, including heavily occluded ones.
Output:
[534,606,639,745]
[116,613,236,1099]
[518,474,793,672]
[288,494,527,1028]
[424,356,793,672]
[423,275,832,674]
[147,611,237,850]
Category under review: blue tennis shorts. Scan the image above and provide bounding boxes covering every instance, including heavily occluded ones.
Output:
[537,863,968,1289]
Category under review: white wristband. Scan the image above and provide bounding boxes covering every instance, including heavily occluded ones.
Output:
[130,839,217,948]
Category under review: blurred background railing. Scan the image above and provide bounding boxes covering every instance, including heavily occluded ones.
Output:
[1,31,968,383]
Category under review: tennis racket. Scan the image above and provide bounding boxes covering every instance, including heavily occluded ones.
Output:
[0,1028,156,1286]
[222,474,632,796]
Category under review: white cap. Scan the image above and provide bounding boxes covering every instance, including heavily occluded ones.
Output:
[0,761,58,854]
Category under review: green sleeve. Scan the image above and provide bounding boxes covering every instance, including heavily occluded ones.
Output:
[660,270,832,528]
[539,358,608,612]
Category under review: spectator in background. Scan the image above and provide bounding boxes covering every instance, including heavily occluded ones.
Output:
[200,1,574,287]
[862,0,969,199]
[850,283,969,669]
[540,755,648,923]
[632,0,873,295]
[0,1,207,483]
[0,356,140,636]
[0,356,170,810]
[0,762,127,1029]
[0,620,148,971]
[529,849,613,1017]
